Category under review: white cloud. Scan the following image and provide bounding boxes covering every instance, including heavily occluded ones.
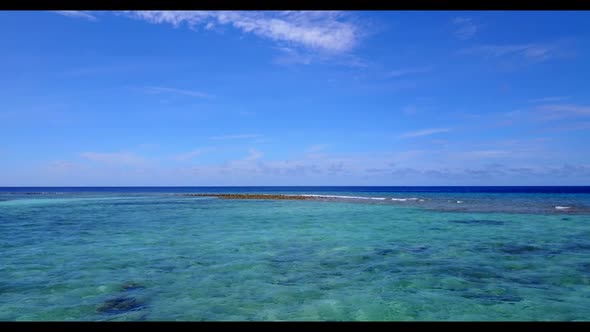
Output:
[143,86,213,99]
[52,11,98,21]
[121,11,360,53]
[400,128,452,138]
[209,134,261,140]
[452,17,478,40]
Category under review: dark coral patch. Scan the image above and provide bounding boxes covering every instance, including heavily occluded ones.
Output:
[449,219,505,226]
[121,282,146,291]
[375,248,395,256]
[97,296,147,314]
[499,244,543,255]
[562,242,590,252]
[461,292,523,304]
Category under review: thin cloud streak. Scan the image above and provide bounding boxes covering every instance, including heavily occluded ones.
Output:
[144,86,213,99]
[537,104,590,119]
[209,134,261,140]
[80,152,146,166]
[401,128,452,138]
[460,43,558,62]
[172,148,214,162]
[389,67,432,78]
[528,96,571,103]
[550,122,590,132]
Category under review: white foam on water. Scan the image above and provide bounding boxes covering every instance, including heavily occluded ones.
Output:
[555,206,571,210]
[457,201,463,204]
[303,195,425,202]
[300,194,387,201]
[390,197,420,202]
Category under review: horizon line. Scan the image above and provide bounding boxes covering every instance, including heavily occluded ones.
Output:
[1,185,590,188]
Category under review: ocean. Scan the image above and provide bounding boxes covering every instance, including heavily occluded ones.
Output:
[1,186,589,321]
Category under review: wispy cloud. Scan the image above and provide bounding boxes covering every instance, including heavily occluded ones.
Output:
[401,128,452,138]
[52,11,98,21]
[536,104,590,120]
[455,150,511,159]
[143,86,213,99]
[274,47,314,65]
[550,121,590,132]
[31,144,590,185]
[171,148,213,162]
[452,17,478,40]
[80,152,146,166]
[403,105,418,115]
[209,134,261,140]
[306,144,329,154]
[388,67,431,78]
[528,96,571,103]
[244,148,264,161]
[460,42,558,62]
[46,160,81,173]
[273,46,368,67]
[121,11,360,54]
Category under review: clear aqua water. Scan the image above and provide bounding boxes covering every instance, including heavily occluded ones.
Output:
[1,187,590,321]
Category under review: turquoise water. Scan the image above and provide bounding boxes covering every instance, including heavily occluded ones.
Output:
[1,188,590,321]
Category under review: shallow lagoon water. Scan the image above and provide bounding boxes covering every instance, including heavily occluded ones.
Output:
[1,187,590,321]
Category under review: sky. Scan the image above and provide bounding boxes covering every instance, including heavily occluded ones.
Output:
[1,10,589,186]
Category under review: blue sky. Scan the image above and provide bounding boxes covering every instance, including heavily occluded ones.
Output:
[1,10,589,186]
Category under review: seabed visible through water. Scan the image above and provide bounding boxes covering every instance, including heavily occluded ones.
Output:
[1,187,589,321]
